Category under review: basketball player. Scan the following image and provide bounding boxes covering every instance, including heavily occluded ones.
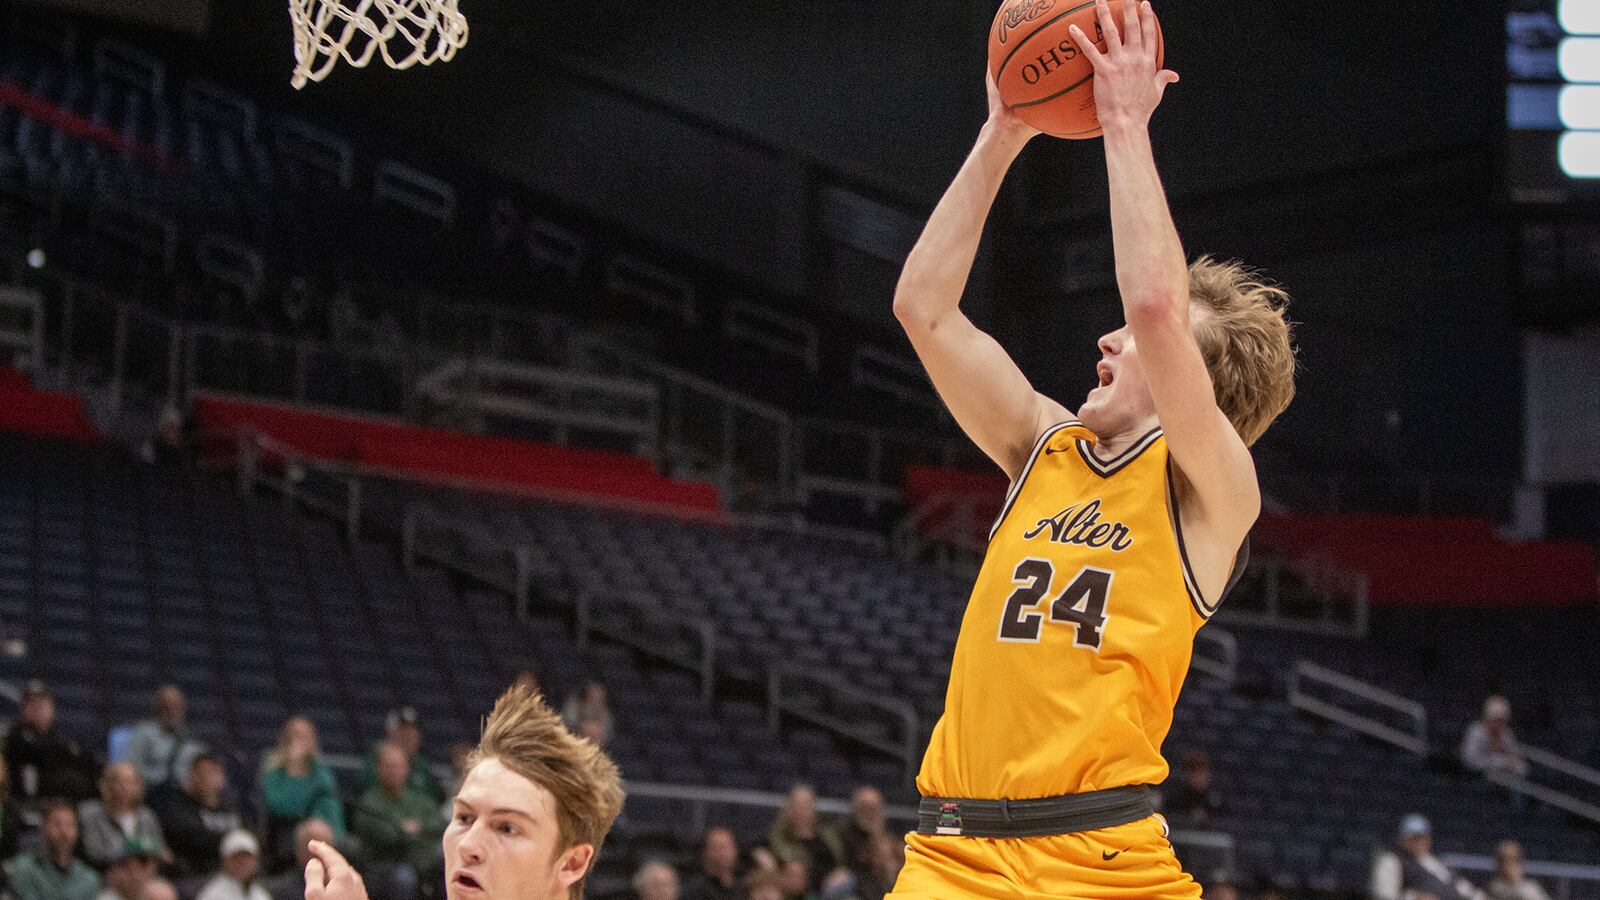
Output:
[887,1,1295,897]
[304,687,624,900]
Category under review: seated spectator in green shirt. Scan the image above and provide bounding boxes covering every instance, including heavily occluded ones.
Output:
[8,800,100,900]
[257,717,344,871]
[352,742,443,900]
[356,708,443,806]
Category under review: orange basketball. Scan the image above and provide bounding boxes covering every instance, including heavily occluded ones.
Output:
[988,0,1164,139]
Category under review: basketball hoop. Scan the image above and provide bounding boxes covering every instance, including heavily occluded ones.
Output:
[287,0,468,90]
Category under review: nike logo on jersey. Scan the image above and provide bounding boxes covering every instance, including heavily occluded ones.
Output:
[1103,849,1128,861]
[1023,499,1134,551]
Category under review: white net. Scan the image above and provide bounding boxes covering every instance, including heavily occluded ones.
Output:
[287,0,469,89]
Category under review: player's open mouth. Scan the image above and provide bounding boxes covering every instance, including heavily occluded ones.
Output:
[453,872,484,892]
[1093,363,1114,392]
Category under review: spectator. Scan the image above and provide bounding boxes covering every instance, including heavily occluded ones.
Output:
[351,742,443,900]
[154,754,242,879]
[560,681,613,747]
[1370,814,1486,900]
[121,686,206,791]
[261,818,334,900]
[5,681,100,815]
[766,785,843,893]
[95,839,160,900]
[138,406,190,468]
[1163,751,1224,823]
[1462,696,1529,779]
[848,833,903,900]
[838,788,888,900]
[258,716,344,867]
[138,879,178,900]
[778,859,810,900]
[0,752,24,860]
[633,859,679,900]
[681,827,742,900]
[744,871,784,900]
[440,743,473,816]
[79,763,169,869]
[358,708,444,805]
[1202,869,1240,900]
[1487,840,1552,900]
[7,800,101,900]
[195,830,270,900]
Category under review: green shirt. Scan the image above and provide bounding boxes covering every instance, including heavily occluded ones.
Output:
[352,785,444,870]
[357,750,444,805]
[259,759,346,837]
[8,851,101,900]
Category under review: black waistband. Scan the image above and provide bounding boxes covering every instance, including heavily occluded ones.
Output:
[916,785,1154,839]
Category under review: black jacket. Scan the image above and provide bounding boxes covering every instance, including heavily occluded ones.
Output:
[3,725,99,809]
[152,786,243,878]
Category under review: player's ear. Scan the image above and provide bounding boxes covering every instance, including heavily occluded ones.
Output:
[555,843,595,889]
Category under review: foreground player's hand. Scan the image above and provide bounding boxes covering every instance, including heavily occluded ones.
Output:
[306,840,369,900]
[984,68,1039,146]
[1069,0,1178,130]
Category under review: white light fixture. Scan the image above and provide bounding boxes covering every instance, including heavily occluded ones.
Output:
[1561,0,1600,35]
[1558,130,1600,177]
[1560,37,1600,81]
[1560,85,1600,128]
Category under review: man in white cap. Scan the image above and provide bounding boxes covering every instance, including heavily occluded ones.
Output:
[1461,695,1529,779]
[1370,814,1486,900]
[197,830,271,900]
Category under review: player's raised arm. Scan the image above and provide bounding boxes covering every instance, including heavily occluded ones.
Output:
[894,73,1069,482]
[1070,0,1259,535]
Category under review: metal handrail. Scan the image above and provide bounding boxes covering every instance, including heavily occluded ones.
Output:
[1287,660,1428,756]
[414,356,660,453]
[1521,743,1600,792]
[1214,557,1371,639]
[235,427,364,544]
[1190,627,1238,685]
[574,591,717,703]
[400,504,517,593]
[1440,851,1600,899]
[622,780,918,821]
[1483,770,1600,827]
[767,662,920,782]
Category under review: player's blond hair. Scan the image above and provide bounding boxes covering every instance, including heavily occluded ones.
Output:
[469,686,625,900]
[1186,256,1297,446]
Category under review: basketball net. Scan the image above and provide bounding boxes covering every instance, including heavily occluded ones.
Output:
[287,0,469,89]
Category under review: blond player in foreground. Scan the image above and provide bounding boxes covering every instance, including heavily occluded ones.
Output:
[304,687,624,900]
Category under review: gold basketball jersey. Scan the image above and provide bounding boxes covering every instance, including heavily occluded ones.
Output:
[918,418,1228,801]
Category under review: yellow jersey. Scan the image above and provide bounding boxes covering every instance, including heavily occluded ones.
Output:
[917,418,1238,801]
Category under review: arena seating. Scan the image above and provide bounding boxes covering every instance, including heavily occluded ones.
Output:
[0,20,944,435]
[0,431,892,842]
[3,14,1598,899]
[2,426,1598,895]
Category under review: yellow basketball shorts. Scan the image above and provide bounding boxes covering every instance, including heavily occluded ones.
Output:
[885,815,1201,900]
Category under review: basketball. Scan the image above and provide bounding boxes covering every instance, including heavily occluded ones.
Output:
[988,0,1164,139]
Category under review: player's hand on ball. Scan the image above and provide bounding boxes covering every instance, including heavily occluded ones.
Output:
[984,68,1039,144]
[1069,0,1179,130]
[305,840,369,900]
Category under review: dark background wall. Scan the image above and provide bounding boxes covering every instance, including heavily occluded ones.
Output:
[146,0,1520,480]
